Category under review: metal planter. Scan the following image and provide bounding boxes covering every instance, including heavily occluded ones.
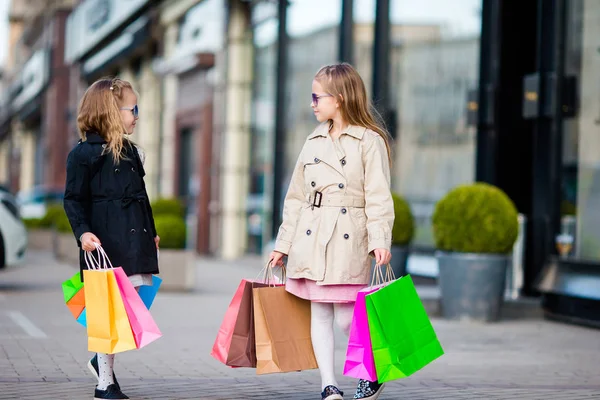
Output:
[436,251,509,322]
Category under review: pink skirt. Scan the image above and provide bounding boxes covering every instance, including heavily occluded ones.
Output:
[286,278,366,303]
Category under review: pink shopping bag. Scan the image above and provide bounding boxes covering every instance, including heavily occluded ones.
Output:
[112,267,162,349]
[343,286,381,380]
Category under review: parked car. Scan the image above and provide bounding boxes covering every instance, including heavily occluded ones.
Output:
[0,188,27,268]
[17,185,64,219]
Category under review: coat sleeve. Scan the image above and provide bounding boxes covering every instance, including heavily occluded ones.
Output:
[273,148,306,255]
[363,135,394,255]
[63,148,92,246]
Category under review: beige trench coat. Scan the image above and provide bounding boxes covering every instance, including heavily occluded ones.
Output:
[274,123,395,285]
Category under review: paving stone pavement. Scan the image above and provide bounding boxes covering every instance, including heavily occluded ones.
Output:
[0,250,599,399]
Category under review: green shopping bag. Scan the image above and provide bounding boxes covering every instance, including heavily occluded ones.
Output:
[62,272,84,303]
[365,274,444,383]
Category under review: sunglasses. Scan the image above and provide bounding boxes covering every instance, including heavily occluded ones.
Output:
[120,104,139,118]
[312,93,333,106]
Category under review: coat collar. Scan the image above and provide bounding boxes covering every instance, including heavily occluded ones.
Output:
[308,123,366,140]
[83,132,107,144]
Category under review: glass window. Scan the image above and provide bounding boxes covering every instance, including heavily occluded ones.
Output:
[561,0,600,261]
[390,0,482,248]
[248,1,279,253]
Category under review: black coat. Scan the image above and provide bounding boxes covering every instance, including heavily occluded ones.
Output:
[64,132,159,279]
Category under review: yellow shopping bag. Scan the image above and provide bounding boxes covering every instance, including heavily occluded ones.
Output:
[84,261,136,354]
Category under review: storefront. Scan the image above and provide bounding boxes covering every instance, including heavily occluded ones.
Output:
[64,0,160,197]
[153,0,224,254]
[246,0,598,326]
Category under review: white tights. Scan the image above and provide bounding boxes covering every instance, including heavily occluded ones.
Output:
[311,302,355,390]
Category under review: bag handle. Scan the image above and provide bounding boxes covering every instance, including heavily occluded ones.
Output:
[84,249,102,270]
[371,263,396,287]
[90,243,115,269]
[256,260,286,286]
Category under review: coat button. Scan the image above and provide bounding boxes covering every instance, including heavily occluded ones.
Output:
[115,168,120,173]
[314,157,320,163]
[131,167,135,172]
[143,228,147,233]
[338,183,344,189]
[130,229,136,234]
[306,229,312,236]
[343,233,349,239]
[341,208,347,214]
[341,159,346,166]
[311,181,316,187]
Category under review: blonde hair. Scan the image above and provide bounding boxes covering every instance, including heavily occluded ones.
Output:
[314,63,393,165]
[77,77,136,163]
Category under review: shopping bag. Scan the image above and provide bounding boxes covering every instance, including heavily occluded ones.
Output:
[66,287,86,319]
[212,264,283,367]
[77,308,87,327]
[138,275,163,309]
[76,275,162,328]
[84,249,137,354]
[253,285,318,374]
[366,274,444,383]
[112,267,162,349]
[62,272,84,303]
[343,286,381,380]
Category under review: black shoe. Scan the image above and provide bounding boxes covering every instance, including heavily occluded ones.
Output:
[353,379,385,399]
[322,385,344,400]
[94,384,129,399]
[88,354,120,391]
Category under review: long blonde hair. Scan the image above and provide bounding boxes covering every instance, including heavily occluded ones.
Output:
[314,63,393,165]
[77,77,135,163]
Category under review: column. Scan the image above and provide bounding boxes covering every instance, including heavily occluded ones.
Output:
[16,126,35,192]
[220,0,253,259]
[136,55,161,199]
[159,22,179,198]
[0,139,9,183]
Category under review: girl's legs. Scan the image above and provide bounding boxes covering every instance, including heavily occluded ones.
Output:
[311,302,337,390]
[96,353,116,390]
[311,302,356,391]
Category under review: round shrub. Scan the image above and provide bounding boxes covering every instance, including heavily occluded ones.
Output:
[54,212,73,234]
[155,215,187,249]
[151,198,185,218]
[432,183,518,254]
[23,218,44,229]
[392,192,415,246]
[41,204,66,228]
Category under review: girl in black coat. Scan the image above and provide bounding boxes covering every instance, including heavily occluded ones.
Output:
[63,77,159,400]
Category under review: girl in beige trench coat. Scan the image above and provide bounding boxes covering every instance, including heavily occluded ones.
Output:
[270,63,395,400]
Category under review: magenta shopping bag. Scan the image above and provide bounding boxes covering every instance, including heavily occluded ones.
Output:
[343,286,381,381]
[113,267,162,349]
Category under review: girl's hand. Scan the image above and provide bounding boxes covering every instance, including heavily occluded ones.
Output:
[81,232,101,252]
[154,235,160,249]
[269,251,286,267]
[373,248,392,266]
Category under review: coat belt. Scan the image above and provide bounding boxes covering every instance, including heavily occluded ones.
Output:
[307,193,365,208]
[93,193,146,208]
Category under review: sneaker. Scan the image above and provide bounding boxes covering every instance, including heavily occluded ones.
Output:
[322,385,344,400]
[94,384,129,399]
[88,354,120,391]
[353,379,385,399]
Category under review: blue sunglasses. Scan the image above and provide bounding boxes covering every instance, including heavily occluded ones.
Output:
[119,104,139,118]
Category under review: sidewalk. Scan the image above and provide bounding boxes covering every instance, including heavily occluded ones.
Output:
[0,250,599,399]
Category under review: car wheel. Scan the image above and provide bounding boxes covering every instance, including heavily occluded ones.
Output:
[0,233,5,269]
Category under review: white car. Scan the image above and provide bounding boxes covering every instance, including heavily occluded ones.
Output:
[0,188,27,268]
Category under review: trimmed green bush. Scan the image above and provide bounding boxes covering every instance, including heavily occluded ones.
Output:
[432,183,519,254]
[151,198,186,218]
[23,218,44,229]
[155,215,187,249]
[41,204,65,228]
[54,212,73,234]
[391,192,415,246]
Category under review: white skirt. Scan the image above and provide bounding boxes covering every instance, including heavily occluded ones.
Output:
[128,274,153,287]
